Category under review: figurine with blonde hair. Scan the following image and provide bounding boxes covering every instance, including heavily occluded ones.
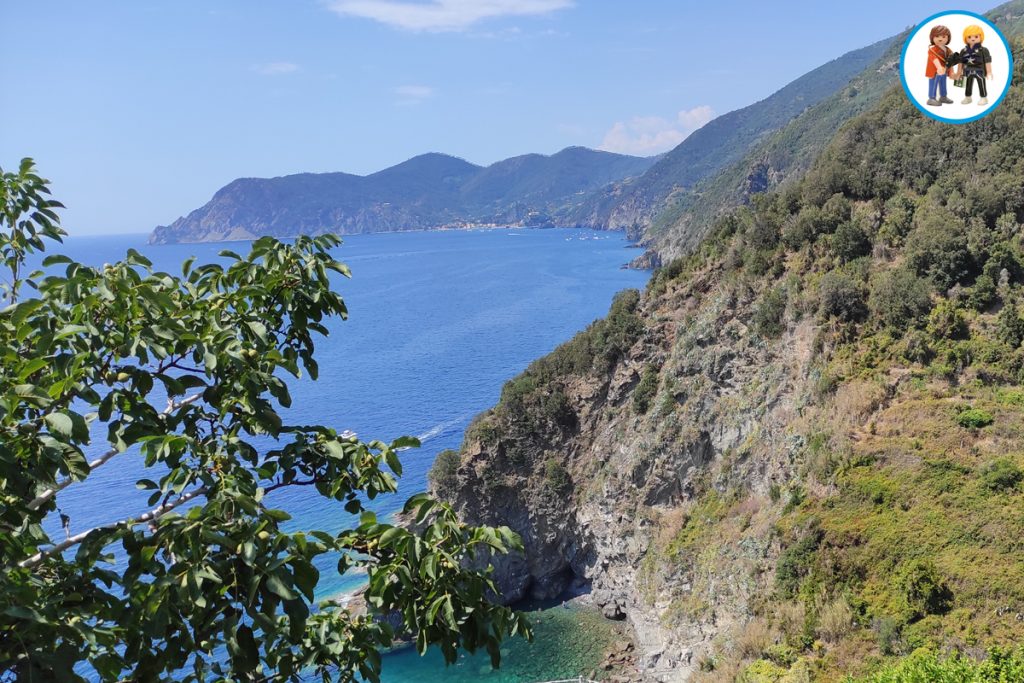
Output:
[925,25,953,106]
[949,24,993,105]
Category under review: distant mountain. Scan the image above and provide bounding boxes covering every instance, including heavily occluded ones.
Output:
[154,0,1024,249]
[149,147,656,244]
[563,35,896,238]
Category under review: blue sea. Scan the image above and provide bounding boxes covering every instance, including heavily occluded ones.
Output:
[49,228,648,681]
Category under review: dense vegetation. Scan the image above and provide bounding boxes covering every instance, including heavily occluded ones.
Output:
[0,160,531,681]
[436,288,646,487]
[643,37,1024,681]
[851,647,1024,683]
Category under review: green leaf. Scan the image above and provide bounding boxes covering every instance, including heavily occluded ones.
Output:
[391,436,421,450]
[377,526,406,549]
[246,320,268,341]
[14,383,52,407]
[16,357,49,381]
[42,254,73,266]
[263,508,292,522]
[264,573,297,601]
[125,248,152,267]
[44,412,74,438]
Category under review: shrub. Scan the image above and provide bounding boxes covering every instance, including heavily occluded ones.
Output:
[856,647,1024,682]
[905,207,973,289]
[957,408,994,430]
[817,598,854,643]
[869,268,933,332]
[754,287,787,338]
[820,193,852,233]
[996,388,1024,406]
[633,364,660,414]
[996,304,1024,348]
[776,528,822,598]
[782,206,820,249]
[878,191,916,246]
[901,330,934,365]
[746,249,773,277]
[500,373,540,408]
[831,222,872,263]
[538,387,576,428]
[738,659,788,682]
[875,617,902,656]
[898,559,953,622]
[926,300,968,340]
[746,214,781,251]
[979,458,1023,492]
[819,270,868,323]
[543,458,571,493]
[598,288,645,363]
[428,449,462,495]
[968,273,998,311]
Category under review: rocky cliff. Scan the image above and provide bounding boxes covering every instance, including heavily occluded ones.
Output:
[434,264,820,679]
[433,38,1024,681]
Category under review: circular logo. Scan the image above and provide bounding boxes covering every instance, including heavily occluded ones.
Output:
[899,10,1014,123]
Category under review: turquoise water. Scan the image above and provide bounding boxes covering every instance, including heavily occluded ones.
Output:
[49,228,647,680]
[379,600,625,683]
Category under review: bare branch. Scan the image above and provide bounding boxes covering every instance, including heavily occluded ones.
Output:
[26,393,203,511]
[19,485,210,569]
[263,477,320,495]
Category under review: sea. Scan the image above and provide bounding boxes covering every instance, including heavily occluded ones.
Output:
[46,227,649,681]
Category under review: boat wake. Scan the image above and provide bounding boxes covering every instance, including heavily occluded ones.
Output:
[416,413,472,444]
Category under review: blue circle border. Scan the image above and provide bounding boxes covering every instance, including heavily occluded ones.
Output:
[899,9,1014,124]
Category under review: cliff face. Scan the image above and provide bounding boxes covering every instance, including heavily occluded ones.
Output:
[435,39,1024,682]
[437,266,818,679]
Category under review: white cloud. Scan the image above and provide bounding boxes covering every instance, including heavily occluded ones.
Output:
[598,105,715,156]
[253,62,300,76]
[325,0,573,32]
[393,84,435,104]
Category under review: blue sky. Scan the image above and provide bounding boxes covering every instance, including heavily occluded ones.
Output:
[0,0,995,235]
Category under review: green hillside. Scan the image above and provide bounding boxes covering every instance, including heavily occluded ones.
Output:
[564,36,895,236]
[648,0,1024,261]
[460,146,654,208]
[435,31,1024,683]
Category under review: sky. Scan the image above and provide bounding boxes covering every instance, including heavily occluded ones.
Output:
[0,0,997,235]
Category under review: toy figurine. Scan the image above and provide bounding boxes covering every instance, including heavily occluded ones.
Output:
[950,24,993,105]
[925,25,953,106]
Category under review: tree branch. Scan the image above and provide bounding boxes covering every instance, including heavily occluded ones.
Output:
[26,393,202,511]
[263,477,320,495]
[19,485,210,569]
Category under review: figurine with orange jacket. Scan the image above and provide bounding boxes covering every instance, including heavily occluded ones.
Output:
[925,25,954,106]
